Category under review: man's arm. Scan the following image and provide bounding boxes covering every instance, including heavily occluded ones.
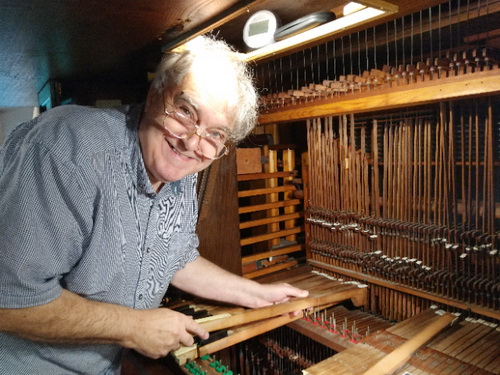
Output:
[170,256,309,308]
[0,289,208,359]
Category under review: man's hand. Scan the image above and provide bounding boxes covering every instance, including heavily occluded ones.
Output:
[124,308,208,359]
[0,289,208,359]
[251,282,309,308]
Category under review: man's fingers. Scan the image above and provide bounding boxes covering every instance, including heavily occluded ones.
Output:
[186,320,209,341]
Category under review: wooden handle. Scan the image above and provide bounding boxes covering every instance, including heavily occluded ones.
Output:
[361,311,458,375]
[197,286,366,332]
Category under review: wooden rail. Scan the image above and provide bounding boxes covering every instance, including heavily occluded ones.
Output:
[239,212,303,230]
[238,199,301,214]
[240,226,303,246]
[259,69,500,124]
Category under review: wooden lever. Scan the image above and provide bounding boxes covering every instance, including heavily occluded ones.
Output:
[174,311,304,365]
[196,286,367,333]
[361,311,459,375]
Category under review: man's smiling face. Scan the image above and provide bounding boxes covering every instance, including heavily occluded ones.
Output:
[138,64,237,191]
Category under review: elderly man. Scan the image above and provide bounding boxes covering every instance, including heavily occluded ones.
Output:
[0,36,307,374]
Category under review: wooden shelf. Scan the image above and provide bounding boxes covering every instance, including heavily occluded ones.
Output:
[259,69,500,125]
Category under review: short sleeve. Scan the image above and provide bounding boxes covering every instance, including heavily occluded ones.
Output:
[0,134,91,308]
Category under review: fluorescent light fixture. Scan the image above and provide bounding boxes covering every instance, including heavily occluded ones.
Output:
[243,2,396,62]
[343,2,367,16]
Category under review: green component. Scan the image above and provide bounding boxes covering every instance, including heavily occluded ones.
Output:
[209,360,219,368]
[216,365,226,373]
[201,354,211,361]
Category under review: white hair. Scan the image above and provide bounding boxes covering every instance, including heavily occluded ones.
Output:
[152,36,259,142]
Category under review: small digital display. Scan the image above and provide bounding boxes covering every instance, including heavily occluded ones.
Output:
[248,20,269,36]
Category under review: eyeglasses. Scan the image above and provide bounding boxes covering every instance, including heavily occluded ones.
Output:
[162,96,229,160]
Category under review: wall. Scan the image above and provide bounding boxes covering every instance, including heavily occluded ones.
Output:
[0,107,38,145]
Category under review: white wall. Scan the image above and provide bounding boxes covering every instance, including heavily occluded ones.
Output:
[0,107,39,145]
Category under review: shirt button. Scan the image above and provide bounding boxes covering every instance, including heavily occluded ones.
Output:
[138,294,143,300]
[146,247,150,253]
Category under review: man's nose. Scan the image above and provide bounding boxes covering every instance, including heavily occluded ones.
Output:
[182,130,202,151]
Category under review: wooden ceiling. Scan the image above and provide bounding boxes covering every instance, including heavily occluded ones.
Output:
[0,0,443,108]
[0,0,241,107]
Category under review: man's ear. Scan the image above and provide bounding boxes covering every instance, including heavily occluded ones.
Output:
[144,88,160,114]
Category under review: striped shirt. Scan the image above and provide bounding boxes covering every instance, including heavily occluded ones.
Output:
[0,104,200,374]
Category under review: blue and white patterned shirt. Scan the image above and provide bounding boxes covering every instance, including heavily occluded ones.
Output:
[0,104,200,374]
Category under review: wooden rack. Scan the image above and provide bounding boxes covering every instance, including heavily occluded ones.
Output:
[237,148,305,278]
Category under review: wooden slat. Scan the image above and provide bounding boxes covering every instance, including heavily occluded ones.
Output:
[239,212,303,229]
[237,171,296,181]
[240,226,303,246]
[238,184,296,198]
[259,70,500,125]
[242,244,304,263]
[238,199,302,214]
[243,260,299,279]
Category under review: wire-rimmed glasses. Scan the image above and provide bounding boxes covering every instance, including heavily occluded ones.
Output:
[161,97,229,160]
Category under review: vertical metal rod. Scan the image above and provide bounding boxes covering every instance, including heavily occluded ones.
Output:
[325,40,329,81]
[365,29,370,73]
[303,48,307,88]
[295,52,300,91]
[279,57,283,93]
[341,36,346,76]
[310,47,315,85]
[394,19,398,69]
[420,10,423,63]
[333,39,337,79]
[410,13,414,66]
[386,22,390,67]
[357,31,362,76]
[402,15,405,70]
[317,44,321,83]
[349,33,353,75]
[449,0,453,52]
[429,7,433,63]
[272,59,278,94]
[438,3,442,58]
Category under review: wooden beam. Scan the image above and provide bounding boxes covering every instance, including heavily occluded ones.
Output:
[237,171,296,181]
[239,212,303,229]
[238,185,296,198]
[238,199,302,214]
[240,226,303,246]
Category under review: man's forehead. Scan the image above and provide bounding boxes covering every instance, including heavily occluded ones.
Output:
[175,92,199,111]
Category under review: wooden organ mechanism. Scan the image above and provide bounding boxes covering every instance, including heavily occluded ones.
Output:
[157,1,500,374]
